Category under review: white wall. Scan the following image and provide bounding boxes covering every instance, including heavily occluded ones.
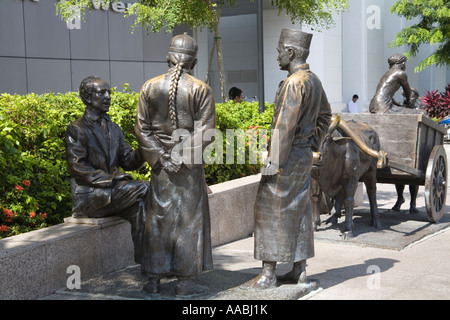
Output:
[262,9,344,111]
[305,13,344,111]
[261,9,302,104]
[342,0,387,112]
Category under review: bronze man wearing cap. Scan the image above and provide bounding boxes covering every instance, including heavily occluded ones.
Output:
[135,33,216,296]
[245,29,331,289]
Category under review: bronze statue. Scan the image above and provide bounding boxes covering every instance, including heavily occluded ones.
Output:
[135,33,216,297]
[369,53,420,114]
[65,76,149,263]
[244,29,331,289]
[312,115,382,239]
[370,53,421,212]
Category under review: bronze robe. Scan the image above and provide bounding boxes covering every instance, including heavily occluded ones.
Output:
[135,69,215,277]
[254,64,331,263]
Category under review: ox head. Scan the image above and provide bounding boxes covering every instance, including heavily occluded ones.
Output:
[315,114,352,167]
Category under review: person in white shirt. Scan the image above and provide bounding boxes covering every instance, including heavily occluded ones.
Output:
[348,94,360,113]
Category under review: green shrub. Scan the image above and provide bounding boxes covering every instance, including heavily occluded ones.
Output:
[1,91,83,237]
[0,90,273,238]
[205,101,274,184]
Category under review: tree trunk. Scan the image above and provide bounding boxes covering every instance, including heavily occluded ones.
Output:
[204,1,226,102]
[213,20,227,102]
[205,39,216,85]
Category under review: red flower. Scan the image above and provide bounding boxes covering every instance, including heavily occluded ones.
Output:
[2,208,13,222]
[0,225,9,232]
[29,212,36,218]
[15,185,24,191]
[22,180,31,187]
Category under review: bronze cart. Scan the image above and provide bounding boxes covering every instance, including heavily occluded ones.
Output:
[340,113,448,223]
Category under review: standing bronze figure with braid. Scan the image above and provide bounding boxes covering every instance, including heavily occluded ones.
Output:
[135,33,216,297]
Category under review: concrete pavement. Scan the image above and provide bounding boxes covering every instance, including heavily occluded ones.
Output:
[214,221,450,300]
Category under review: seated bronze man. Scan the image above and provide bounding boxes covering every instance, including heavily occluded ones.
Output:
[65,76,148,262]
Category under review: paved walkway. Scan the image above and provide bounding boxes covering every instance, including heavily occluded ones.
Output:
[214,223,450,300]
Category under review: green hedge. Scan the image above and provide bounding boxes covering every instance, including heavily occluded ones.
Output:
[0,89,273,238]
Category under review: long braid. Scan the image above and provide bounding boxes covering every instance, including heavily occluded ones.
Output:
[168,63,183,129]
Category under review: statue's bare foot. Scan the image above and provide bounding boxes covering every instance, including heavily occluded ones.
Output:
[175,279,208,297]
[240,273,277,290]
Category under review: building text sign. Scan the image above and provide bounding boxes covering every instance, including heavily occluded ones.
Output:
[25,0,136,30]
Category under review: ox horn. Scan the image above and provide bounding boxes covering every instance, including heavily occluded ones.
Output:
[336,116,388,169]
[328,114,341,134]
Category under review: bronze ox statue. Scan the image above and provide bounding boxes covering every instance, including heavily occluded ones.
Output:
[311,115,387,239]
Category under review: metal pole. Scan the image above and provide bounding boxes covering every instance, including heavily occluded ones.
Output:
[257,0,265,113]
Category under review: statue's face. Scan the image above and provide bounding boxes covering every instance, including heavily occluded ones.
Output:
[88,79,111,113]
[277,44,290,71]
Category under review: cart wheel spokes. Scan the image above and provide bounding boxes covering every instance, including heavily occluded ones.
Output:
[425,145,448,223]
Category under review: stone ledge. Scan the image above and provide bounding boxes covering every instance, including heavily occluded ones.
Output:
[63,216,125,227]
[0,216,134,300]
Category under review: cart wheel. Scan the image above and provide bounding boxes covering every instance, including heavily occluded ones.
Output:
[425,145,448,222]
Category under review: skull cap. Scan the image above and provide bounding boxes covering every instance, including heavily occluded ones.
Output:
[279,28,313,50]
[168,32,198,57]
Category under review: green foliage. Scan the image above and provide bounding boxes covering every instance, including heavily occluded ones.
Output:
[0,89,274,238]
[205,101,274,184]
[56,0,348,33]
[126,0,219,33]
[271,0,349,30]
[215,100,273,132]
[390,0,450,72]
[56,0,230,33]
[0,92,83,237]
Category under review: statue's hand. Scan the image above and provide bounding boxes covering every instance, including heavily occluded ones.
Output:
[261,162,281,178]
[159,154,181,173]
[113,173,133,181]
